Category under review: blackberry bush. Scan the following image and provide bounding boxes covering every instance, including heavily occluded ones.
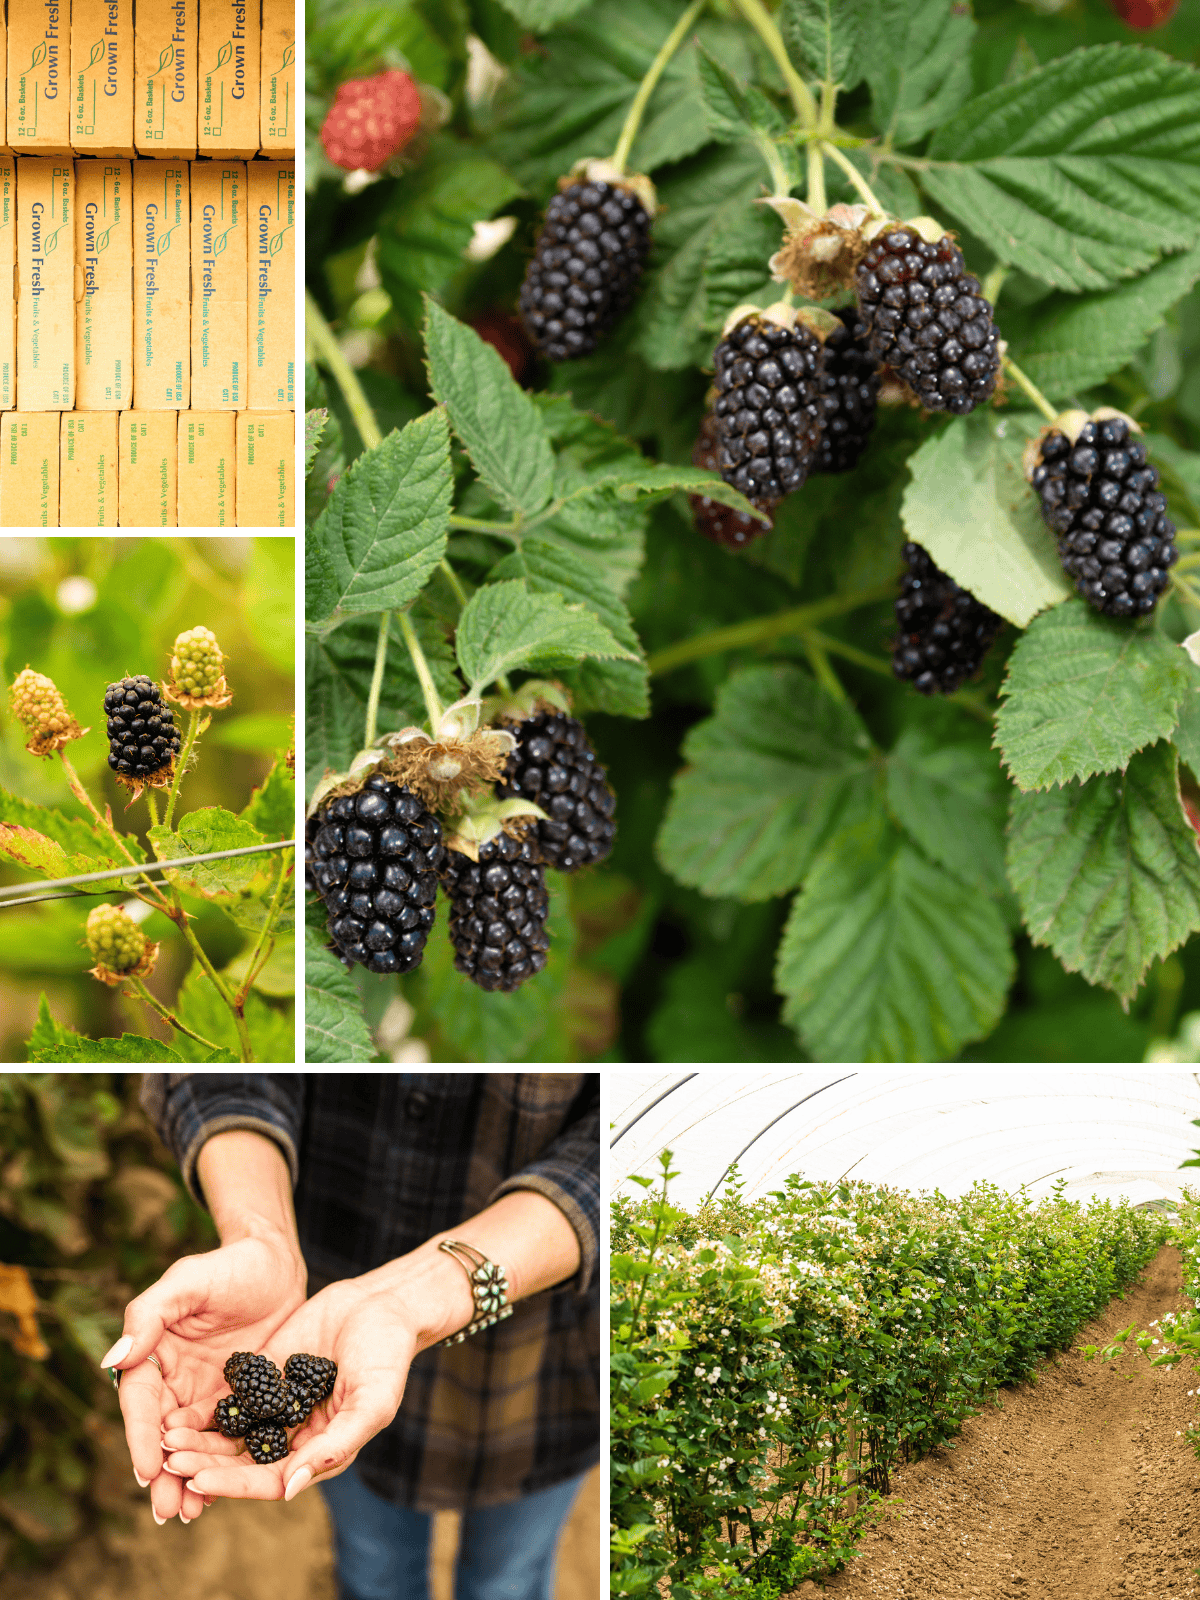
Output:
[306,0,1200,1069]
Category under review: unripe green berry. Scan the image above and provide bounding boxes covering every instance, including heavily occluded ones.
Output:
[170,626,224,698]
[85,904,145,973]
[9,667,74,741]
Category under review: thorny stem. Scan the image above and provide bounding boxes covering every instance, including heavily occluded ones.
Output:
[399,611,444,730]
[730,0,817,125]
[647,583,895,675]
[163,711,203,831]
[305,288,384,453]
[1002,356,1057,423]
[129,979,225,1056]
[611,0,707,174]
[820,141,886,215]
[145,792,160,828]
[364,611,391,748]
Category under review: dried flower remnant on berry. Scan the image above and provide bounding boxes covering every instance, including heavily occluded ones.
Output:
[9,667,85,757]
[167,625,232,710]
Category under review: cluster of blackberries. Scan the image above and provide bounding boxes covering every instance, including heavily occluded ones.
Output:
[892,543,1004,695]
[104,676,181,781]
[307,716,616,995]
[519,178,652,362]
[215,1352,337,1466]
[1028,414,1178,617]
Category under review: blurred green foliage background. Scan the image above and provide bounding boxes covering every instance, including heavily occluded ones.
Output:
[0,539,294,1063]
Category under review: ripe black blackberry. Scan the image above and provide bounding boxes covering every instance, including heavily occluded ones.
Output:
[223,1351,254,1386]
[308,774,443,976]
[892,542,1003,695]
[284,1353,337,1402]
[104,675,181,781]
[244,1422,289,1465]
[278,1383,317,1428]
[688,410,775,550]
[519,177,651,361]
[441,832,551,993]
[231,1353,287,1419]
[1028,413,1177,617]
[711,313,824,501]
[497,712,615,872]
[214,1395,250,1439]
[815,308,879,473]
[856,227,1000,414]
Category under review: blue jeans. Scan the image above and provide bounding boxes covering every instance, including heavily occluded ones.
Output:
[319,1463,591,1600]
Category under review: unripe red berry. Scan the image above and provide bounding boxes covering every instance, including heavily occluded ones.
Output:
[320,71,421,173]
[1108,0,1179,25]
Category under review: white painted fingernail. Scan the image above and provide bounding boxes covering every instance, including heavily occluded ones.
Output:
[284,1467,312,1503]
[152,1510,167,1526]
[133,1469,150,1488]
[185,1480,200,1493]
[101,1335,133,1368]
[179,1513,191,1525]
[161,1465,186,1477]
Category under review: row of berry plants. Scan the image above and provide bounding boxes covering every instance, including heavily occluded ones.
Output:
[611,1154,1170,1598]
[306,0,1200,1061]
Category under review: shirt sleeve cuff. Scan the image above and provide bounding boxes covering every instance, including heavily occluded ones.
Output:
[178,1115,300,1210]
[488,1171,598,1296]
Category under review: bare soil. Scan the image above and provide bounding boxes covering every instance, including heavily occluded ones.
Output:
[0,1461,599,1600]
[788,1246,1200,1600]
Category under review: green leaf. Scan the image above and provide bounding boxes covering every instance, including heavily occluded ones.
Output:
[923,46,1200,292]
[901,412,1072,627]
[1007,741,1200,1003]
[1142,432,1200,523]
[1173,688,1200,775]
[0,788,137,875]
[700,202,784,331]
[26,997,195,1064]
[304,923,376,1064]
[656,665,880,901]
[781,0,864,92]
[885,715,1009,896]
[490,539,650,717]
[696,45,787,142]
[1007,245,1200,401]
[308,408,451,630]
[455,579,635,694]
[305,409,328,476]
[147,810,278,914]
[995,601,1196,791]
[240,758,296,841]
[491,0,752,192]
[775,817,1014,1061]
[862,0,974,148]
[424,300,554,517]
[375,139,522,326]
[493,0,591,26]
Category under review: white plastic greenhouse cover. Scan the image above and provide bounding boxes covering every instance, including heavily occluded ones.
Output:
[610,1071,1200,1210]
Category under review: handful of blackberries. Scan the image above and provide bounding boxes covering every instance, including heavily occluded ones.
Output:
[213,1351,338,1466]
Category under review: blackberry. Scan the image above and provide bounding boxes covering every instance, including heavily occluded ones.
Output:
[214,1395,250,1439]
[892,542,1003,695]
[711,314,824,502]
[244,1422,289,1465]
[284,1353,337,1402]
[856,227,1000,414]
[230,1353,287,1419]
[223,1352,254,1387]
[815,308,879,473]
[688,410,775,550]
[1028,413,1177,617]
[519,178,651,361]
[278,1382,318,1428]
[441,832,551,993]
[497,712,615,872]
[307,774,443,976]
[104,675,181,781]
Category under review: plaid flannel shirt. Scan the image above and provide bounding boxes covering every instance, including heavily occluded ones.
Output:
[139,1073,600,1513]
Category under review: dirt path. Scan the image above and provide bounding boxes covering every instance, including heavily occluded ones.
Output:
[789,1246,1200,1600]
[0,1462,599,1600]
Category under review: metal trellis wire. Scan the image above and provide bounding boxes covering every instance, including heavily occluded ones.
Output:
[0,840,296,909]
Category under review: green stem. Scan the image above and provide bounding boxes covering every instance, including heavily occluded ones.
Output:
[1175,528,1200,544]
[802,633,846,703]
[447,513,521,539]
[806,141,826,212]
[399,611,444,730]
[439,558,469,607]
[364,611,391,748]
[611,0,707,174]
[305,288,384,452]
[1003,356,1057,423]
[820,140,885,214]
[754,128,794,198]
[730,0,817,124]
[1173,573,1200,612]
[806,630,894,679]
[647,583,895,676]
[145,792,159,828]
[129,979,225,1055]
[59,750,170,911]
[234,854,291,1011]
[1175,552,1200,572]
[163,711,202,831]
[982,264,1008,308]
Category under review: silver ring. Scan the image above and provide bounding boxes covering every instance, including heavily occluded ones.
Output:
[109,1353,164,1391]
[146,1355,163,1374]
